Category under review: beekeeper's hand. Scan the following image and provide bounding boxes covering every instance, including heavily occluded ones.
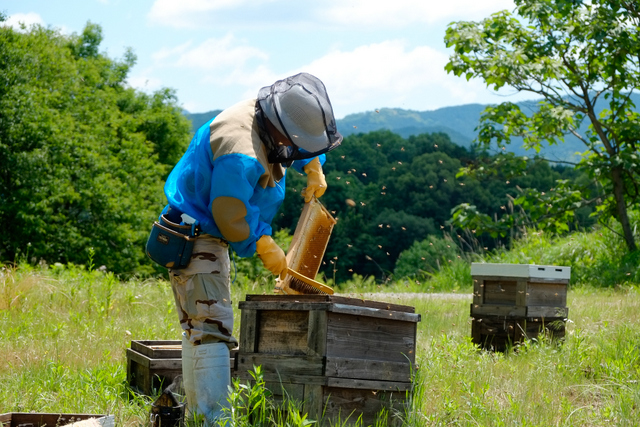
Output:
[256,235,287,280]
[301,157,327,203]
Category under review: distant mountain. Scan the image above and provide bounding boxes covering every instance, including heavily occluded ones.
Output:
[184,93,640,163]
[183,105,480,147]
[337,104,484,147]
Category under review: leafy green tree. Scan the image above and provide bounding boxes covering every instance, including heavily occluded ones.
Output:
[0,21,191,274]
[445,0,640,251]
[394,235,460,279]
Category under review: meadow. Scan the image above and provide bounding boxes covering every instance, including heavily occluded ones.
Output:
[1,227,640,426]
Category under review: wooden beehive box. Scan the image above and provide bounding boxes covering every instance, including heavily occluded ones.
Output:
[237,294,421,425]
[0,413,112,427]
[470,263,570,350]
[127,340,182,396]
[126,340,238,396]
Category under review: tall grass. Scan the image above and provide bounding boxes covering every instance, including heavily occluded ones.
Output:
[2,221,640,426]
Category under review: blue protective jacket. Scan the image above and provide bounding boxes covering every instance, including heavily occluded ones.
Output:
[163,98,324,257]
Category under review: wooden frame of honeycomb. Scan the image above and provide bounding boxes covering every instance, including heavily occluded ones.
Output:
[274,197,336,295]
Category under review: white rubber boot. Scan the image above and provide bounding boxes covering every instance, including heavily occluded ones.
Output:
[187,341,231,425]
[181,334,197,415]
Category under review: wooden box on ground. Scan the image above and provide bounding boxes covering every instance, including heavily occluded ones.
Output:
[126,340,238,396]
[470,263,570,351]
[237,295,421,426]
[0,413,112,427]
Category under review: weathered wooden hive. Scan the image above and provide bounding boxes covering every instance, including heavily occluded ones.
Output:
[470,263,570,351]
[237,294,421,426]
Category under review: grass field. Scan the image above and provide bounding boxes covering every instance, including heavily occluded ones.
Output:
[2,259,640,426]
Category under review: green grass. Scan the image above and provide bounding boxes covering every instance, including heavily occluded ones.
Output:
[2,223,640,426]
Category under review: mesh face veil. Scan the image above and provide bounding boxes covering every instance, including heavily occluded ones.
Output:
[256,72,342,164]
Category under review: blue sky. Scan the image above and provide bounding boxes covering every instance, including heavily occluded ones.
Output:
[3,0,535,119]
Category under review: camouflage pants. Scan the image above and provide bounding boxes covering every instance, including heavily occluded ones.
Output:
[169,234,239,348]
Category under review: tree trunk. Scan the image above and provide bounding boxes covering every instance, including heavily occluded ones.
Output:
[611,166,637,252]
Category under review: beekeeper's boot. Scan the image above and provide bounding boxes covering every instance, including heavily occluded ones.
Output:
[184,340,231,425]
[180,334,196,414]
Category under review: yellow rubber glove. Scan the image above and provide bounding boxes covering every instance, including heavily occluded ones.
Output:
[301,157,327,203]
[255,235,287,280]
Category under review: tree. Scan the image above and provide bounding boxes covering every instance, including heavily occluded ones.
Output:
[445,0,640,251]
[0,21,191,274]
[394,235,460,279]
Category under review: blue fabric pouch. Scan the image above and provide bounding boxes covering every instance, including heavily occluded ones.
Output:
[146,214,198,269]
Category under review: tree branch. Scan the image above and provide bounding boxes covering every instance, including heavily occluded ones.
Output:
[581,84,616,156]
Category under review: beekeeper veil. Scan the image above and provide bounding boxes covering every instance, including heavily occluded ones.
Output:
[256,72,343,164]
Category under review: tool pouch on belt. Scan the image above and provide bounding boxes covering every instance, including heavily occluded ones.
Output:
[146,212,199,269]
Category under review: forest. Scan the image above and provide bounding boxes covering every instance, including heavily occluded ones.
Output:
[275,130,588,282]
[0,18,597,283]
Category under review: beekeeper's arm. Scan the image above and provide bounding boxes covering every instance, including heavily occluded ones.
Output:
[209,154,287,278]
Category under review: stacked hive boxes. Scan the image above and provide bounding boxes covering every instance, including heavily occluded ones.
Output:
[470,263,570,351]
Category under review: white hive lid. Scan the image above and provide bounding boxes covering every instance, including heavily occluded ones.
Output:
[471,263,571,280]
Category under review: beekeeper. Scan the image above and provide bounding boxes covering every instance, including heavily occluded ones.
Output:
[161,72,342,424]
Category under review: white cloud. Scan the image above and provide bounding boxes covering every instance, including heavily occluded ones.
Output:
[147,0,514,31]
[157,38,495,117]
[148,0,274,28]
[127,74,164,92]
[146,35,274,105]
[152,41,194,62]
[3,13,45,30]
[152,35,269,73]
[180,100,205,113]
[211,64,278,91]
[319,0,515,26]
[290,40,489,117]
